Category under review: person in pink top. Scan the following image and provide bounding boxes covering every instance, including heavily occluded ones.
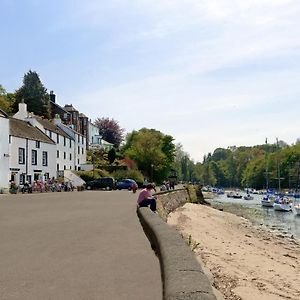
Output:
[137,183,157,212]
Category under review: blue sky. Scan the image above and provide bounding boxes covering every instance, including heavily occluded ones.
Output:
[2,0,300,161]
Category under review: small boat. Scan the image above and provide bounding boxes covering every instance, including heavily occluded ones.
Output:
[232,192,243,199]
[244,194,253,200]
[273,197,292,212]
[261,195,274,207]
[227,191,234,198]
[293,204,300,215]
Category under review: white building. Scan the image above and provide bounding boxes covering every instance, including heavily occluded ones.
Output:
[0,109,9,191]
[53,116,86,170]
[14,102,86,174]
[88,121,114,151]
[9,118,56,185]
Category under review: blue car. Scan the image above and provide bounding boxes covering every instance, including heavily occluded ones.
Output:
[116,179,137,190]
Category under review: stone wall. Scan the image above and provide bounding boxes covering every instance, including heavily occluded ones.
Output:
[155,188,191,221]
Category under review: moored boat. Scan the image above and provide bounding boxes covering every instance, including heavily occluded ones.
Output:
[261,195,275,207]
[293,204,300,215]
[244,194,253,200]
[273,197,292,212]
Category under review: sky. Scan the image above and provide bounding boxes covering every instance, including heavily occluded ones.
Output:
[1,0,300,162]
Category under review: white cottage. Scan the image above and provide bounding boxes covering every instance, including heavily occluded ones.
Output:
[0,109,9,192]
[9,118,56,185]
[14,102,86,174]
[53,116,86,170]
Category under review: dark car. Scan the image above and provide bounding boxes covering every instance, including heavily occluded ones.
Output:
[116,179,137,190]
[85,177,115,190]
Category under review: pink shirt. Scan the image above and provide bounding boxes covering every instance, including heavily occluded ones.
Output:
[137,188,152,204]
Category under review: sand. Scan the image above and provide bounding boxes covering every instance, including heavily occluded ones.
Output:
[167,203,300,300]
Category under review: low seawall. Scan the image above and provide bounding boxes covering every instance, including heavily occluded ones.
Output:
[137,188,218,300]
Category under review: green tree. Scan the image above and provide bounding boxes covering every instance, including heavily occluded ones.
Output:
[107,147,116,164]
[122,128,175,182]
[0,85,15,114]
[13,70,50,118]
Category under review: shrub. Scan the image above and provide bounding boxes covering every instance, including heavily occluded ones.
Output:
[76,169,111,182]
[111,169,144,185]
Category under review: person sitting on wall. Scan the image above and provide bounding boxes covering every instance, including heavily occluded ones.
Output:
[137,183,157,212]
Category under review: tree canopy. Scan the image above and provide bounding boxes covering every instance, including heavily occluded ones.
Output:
[122,128,176,182]
[94,117,124,147]
[173,141,300,190]
[13,70,50,118]
[0,85,15,114]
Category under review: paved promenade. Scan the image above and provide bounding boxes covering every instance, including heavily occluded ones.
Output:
[0,191,162,300]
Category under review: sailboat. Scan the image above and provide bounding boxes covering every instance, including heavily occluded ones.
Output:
[261,139,274,207]
[272,138,292,212]
[293,162,300,215]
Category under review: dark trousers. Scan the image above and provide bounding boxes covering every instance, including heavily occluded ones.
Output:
[139,198,156,212]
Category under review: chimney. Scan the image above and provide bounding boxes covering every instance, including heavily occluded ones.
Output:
[50,91,56,103]
[13,99,28,120]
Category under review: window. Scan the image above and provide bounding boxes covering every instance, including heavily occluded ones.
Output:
[57,134,59,144]
[78,135,80,142]
[57,164,59,171]
[32,150,37,165]
[36,141,40,148]
[64,137,66,146]
[64,165,66,170]
[70,153,72,161]
[82,136,84,144]
[82,148,84,155]
[19,174,25,185]
[49,131,52,138]
[78,146,80,154]
[42,151,48,166]
[69,139,71,148]
[9,135,11,144]
[26,175,32,184]
[64,152,66,159]
[57,150,59,158]
[18,148,25,164]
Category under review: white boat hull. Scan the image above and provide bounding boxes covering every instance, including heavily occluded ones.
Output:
[273,203,292,212]
[261,200,273,207]
[294,205,300,215]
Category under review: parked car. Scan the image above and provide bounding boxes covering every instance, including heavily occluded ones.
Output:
[116,179,137,190]
[85,177,115,190]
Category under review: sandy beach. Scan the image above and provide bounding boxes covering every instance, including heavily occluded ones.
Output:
[167,203,300,300]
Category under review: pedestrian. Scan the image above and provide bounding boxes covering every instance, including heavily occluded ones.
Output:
[137,183,157,212]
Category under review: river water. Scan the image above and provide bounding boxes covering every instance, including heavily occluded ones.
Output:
[208,193,300,240]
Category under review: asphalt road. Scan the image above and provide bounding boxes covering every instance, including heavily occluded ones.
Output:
[0,190,162,300]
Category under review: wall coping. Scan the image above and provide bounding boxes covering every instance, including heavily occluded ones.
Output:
[137,206,217,300]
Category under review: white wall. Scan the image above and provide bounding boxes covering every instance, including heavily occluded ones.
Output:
[0,116,9,190]
[9,136,56,185]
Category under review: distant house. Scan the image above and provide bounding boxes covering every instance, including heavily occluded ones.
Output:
[49,91,89,149]
[88,121,114,152]
[9,118,56,185]
[0,109,9,191]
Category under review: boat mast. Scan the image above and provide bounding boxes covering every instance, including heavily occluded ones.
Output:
[265,138,269,190]
[275,138,284,194]
[295,161,300,194]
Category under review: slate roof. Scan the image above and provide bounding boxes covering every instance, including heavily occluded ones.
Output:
[0,109,8,117]
[9,118,55,144]
[33,116,71,139]
[64,104,78,112]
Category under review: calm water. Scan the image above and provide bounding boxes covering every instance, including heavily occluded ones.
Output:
[209,193,300,240]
